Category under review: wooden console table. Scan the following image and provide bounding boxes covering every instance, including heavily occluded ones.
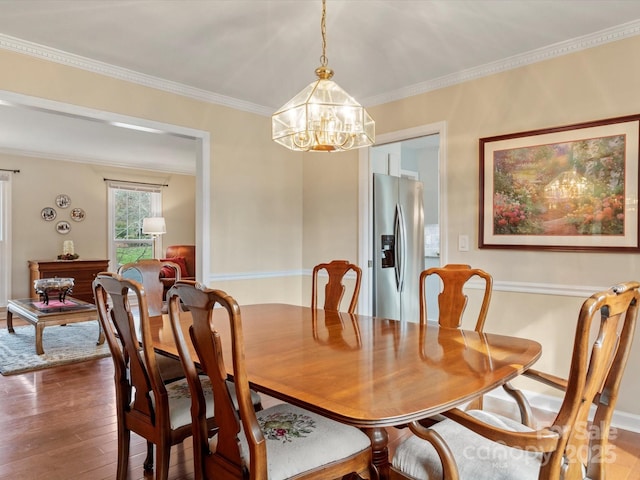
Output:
[28,259,110,304]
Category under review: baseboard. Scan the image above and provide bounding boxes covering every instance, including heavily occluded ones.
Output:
[486,387,640,433]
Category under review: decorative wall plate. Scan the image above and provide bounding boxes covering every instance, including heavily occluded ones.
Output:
[56,221,71,234]
[70,207,85,222]
[55,194,71,208]
[41,207,57,221]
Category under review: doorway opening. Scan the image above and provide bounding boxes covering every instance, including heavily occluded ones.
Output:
[0,90,210,297]
[358,122,447,317]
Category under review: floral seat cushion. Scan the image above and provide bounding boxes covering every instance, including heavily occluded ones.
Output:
[160,377,262,430]
[209,403,372,480]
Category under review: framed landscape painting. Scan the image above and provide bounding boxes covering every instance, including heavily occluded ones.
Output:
[479,114,640,252]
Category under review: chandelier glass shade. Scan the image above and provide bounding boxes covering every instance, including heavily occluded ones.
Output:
[271,1,374,152]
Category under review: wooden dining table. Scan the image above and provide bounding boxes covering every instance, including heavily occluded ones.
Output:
[150,303,541,477]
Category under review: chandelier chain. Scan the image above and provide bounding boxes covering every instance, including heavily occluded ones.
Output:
[320,0,327,67]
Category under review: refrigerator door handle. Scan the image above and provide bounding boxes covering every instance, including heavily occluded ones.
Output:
[396,203,407,293]
[393,204,401,291]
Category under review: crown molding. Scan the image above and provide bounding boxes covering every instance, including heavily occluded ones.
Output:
[0,33,273,117]
[363,19,640,107]
[0,146,195,175]
[2,19,640,116]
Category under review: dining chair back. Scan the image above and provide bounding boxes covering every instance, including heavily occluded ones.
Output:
[93,272,215,480]
[390,281,640,480]
[118,258,181,316]
[118,258,185,382]
[166,280,378,480]
[312,260,362,313]
[419,264,492,330]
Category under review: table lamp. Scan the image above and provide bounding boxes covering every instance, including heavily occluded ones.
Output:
[142,217,166,258]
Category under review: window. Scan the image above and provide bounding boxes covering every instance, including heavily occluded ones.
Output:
[108,181,162,270]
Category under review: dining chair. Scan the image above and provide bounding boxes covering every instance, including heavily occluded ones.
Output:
[117,259,264,404]
[390,281,640,480]
[166,280,378,480]
[420,264,532,425]
[312,259,362,313]
[419,264,492,330]
[118,258,186,383]
[92,272,217,480]
[118,258,181,316]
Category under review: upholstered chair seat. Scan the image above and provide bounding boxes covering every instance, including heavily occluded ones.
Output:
[151,376,215,430]
[392,410,541,480]
[150,377,261,429]
[222,403,373,480]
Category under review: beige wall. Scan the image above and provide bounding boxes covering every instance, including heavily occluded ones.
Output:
[361,35,640,416]
[369,37,640,288]
[0,46,303,307]
[0,153,195,298]
[302,151,360,267]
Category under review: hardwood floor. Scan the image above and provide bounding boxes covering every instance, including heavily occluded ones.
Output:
[0,337,638,479]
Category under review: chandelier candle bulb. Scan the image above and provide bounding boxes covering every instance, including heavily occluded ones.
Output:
[63,240,74,256]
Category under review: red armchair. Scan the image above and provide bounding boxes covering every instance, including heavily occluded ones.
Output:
[161,245,196,297]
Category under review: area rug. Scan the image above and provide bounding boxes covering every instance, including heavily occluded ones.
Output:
[0,321,110,375]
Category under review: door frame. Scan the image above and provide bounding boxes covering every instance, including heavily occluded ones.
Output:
[358,121,448,315]
[0,171,11,307]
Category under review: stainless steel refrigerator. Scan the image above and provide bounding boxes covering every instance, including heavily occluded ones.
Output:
[373,173,425,322]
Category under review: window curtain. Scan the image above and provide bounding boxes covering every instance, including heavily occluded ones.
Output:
[0,172,12,307]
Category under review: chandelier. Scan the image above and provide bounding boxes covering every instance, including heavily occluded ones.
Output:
[271,0,375,152]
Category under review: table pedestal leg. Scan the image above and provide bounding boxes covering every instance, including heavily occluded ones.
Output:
[363,427,389,480]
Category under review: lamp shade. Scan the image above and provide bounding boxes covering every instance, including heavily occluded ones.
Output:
[142,217,166,235]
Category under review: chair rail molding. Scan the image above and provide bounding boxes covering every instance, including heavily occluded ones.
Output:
[467,279,609,298]
[209,270,302,281]
[208,271,604,299]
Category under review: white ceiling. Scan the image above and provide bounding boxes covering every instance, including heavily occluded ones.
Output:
[1,0,640,174]
[0,101,199,174]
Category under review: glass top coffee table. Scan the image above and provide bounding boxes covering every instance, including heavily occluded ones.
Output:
[6,297,105,355]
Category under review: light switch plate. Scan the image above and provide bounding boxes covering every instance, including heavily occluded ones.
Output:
[458,234,469,252]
